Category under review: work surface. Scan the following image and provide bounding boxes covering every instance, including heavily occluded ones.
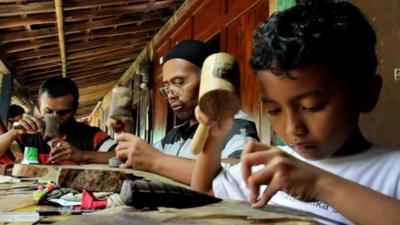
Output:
[0,164,318,225]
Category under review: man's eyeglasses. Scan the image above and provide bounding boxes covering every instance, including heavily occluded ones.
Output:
[159,77,197,98]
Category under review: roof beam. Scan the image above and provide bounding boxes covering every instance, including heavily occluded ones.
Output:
[0,0,145,17]
[0,60,10,75]
[16,48,140,69]
[0,1,181,29]
[55,0,66,77]
[0,0,183,16]
[0,20,163,43]
[2,33,147,53]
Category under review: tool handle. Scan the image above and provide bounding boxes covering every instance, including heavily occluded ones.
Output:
[190,123,210,155]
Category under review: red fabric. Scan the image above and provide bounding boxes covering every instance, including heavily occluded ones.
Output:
[93,132,109,150]
[0,154,13,165]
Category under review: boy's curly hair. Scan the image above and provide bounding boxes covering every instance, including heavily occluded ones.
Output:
[250,0,377,85]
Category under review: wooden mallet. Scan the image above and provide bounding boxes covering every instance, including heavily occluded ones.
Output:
[190,52,241,155]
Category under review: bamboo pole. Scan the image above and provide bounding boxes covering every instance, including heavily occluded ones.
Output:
[55,0,66,77]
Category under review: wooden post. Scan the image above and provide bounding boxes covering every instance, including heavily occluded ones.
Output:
[55,0,67,77]
[0,74,13,124]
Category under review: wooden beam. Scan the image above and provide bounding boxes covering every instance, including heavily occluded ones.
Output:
[25,71,122,89]
[0,1,182,29]
[67,30,155,44]
[0,0,149,17]
[69,67,127,81]
[3,34,147,54]
[68,62,132,77]
[76,76,121,88]
[19,61,131,79]
[0,74,13,123]
[2,38,59,54]
[16,56,61,69]
[55,0,66,77]
[17,63,61,73]
[65,1,182,20]
[12,79,36,111]
[67,49,140,66]
[0,14,55,29]
[66,42,145,61]
[0,2,55,17]
[17,49,138,74]
[79,81,115,97]
[25,64,128,84]
[16,48,140,69]
[0,20,163,43]
[0,60,10,75]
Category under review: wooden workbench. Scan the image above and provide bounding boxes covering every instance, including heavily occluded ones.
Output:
[0,164,319,225]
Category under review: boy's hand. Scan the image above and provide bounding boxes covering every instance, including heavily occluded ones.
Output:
[241,141,327,207]
[115,133,163,171]
[195,106,233,138]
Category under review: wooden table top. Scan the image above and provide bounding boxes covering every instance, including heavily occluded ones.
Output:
[0,164,318,225]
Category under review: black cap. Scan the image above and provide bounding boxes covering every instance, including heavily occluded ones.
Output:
[163,40,215,67]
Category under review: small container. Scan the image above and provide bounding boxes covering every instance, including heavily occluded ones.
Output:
[21,146,39,164]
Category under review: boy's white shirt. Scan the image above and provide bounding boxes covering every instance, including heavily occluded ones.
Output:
[213,145,400,225]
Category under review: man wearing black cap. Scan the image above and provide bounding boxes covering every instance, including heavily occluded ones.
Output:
[113,40,258,185]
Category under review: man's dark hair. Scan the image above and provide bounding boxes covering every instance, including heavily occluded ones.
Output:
[39,77,79,111]
[250,0,377,86]
[8,104,25,118]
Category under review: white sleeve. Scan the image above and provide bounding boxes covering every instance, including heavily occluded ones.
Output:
[212,163,266,201]
[212,163,249,201]
[221,134,256,158]
[153,140,163,151]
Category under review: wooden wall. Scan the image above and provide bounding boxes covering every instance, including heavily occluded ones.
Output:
[152,0,270,143]
[351,0,400,147]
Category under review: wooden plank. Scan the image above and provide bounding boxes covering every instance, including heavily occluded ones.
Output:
[0,1,182,29]
[16,63,61,73]
[66,21,163,40]
[10,37,146,61]
[2,38,59,53]
[0,2,55,17]
[0,0,147,17]
[0,27,68,43]
[3,34,148,54]
[24,72,121,90]
[77,103,103,117]
[16,48,140,69]
[0,20,163,43]
[67,49,140,66]
[65,0,183,20]
[66,42,145,61]
[19,61,131,79]
[16,55,61,69]
[0,13,55,29]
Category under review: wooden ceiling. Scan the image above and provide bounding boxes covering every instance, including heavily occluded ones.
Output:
[0,0,184,117]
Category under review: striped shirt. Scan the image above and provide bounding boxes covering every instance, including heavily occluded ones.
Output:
[153,111,259,159]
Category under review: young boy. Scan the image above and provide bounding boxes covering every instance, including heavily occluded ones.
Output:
[191,1,400,225]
